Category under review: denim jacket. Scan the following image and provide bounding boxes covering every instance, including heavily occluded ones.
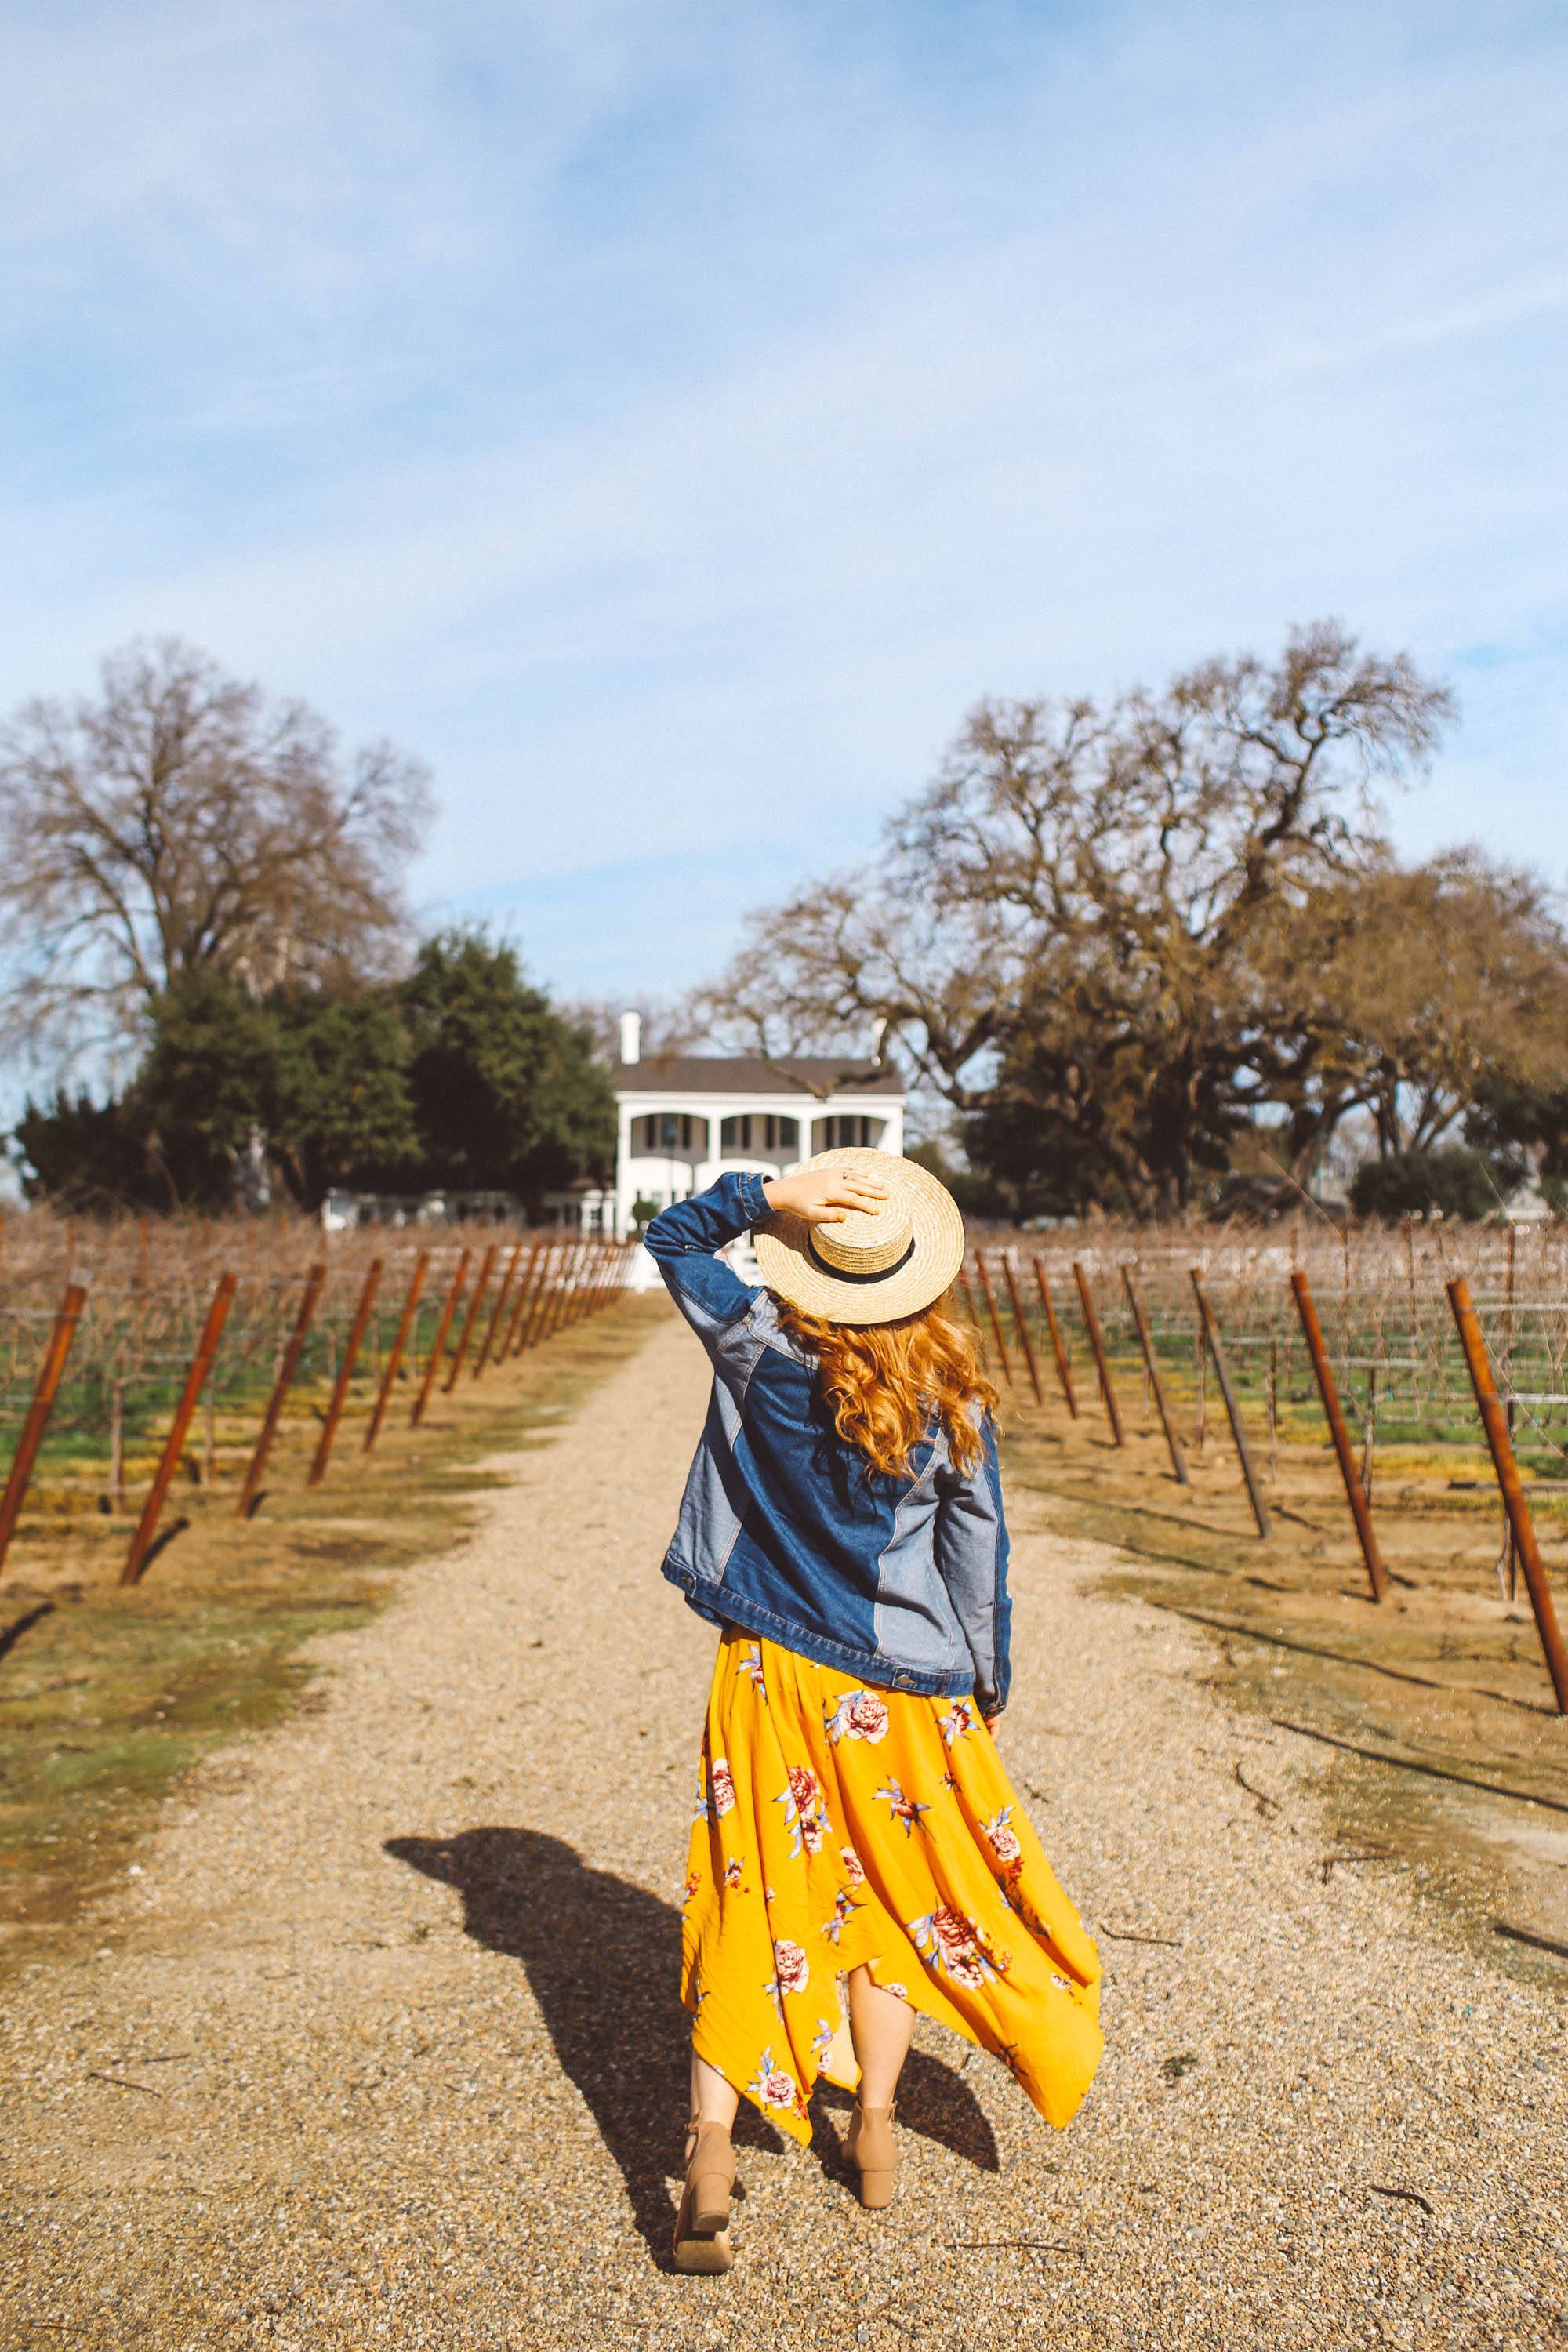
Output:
[645,1173,1011,1710]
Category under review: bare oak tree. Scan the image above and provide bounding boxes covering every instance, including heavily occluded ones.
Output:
[0,638,434,1055]
[695,622,1463,1210]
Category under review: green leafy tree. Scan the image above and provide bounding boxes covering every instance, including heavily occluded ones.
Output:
[401,931,614,1203]
[1350,1149,1514,1222]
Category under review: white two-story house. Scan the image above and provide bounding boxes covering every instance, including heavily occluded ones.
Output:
[611,1011,906,1240]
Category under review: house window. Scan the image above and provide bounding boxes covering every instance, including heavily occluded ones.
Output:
[813,1115,883,1152]
[719,1112,800,1154]
[634,1112,704,1154]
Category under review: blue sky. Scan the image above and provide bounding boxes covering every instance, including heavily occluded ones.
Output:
[3,0,1566,1010]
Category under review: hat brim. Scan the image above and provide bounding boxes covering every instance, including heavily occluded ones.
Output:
[752,1148,967,1327]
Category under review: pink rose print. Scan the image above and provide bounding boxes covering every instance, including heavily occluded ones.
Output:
[772,1939,811,1997]
[823,1689,890,1746]
[909,1904,1000,1991]
[747,2048,800,2111]
[983,1806,1022,1866]
[839,1846,866,1887]
[880,1980,909,2002]
[708,1757,736,1818]
[775,1766,828,1858]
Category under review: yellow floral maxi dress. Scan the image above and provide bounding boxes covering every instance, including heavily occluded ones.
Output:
[681,1629,1103,2143]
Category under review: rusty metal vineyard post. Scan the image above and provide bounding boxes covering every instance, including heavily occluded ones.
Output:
[517,1242,558,1353]
[1446,1275,1568,1714]
[998,1254,1044,1405]
[1071,1263,1125,1446]
[1189,1270,1270,1539]
[364,1250,430,1452]
[1032,1258,1077,1417]
[412,1248,471,1428]
[973,1254,1014,1388]
[1120,1266,1188,1485]
[499,1240,543,1359]
[1290,1271,1387,1602]
[123,1271,238,1585]
[0,1282,89,1579]
[444,1243,498,1391]
[308,1258,383,1487]
[238,1260,328,1516]
[474,1240,524,1377]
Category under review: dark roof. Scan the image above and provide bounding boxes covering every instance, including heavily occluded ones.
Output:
[615,1054,904,1099]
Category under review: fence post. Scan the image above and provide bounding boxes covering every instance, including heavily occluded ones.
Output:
[237,1261,327,1515]
[364,1250,430,1452]
[517,1242,557,1353]
[1446,1274,1568,1714]
[412,1248,471,1427]
[1290,1271,1387,1602]
[1120,1266,1188,1485]
[500,1240,544,1359]
[474,1240,524,1377]
[958,1269,986,1357]
[308,1258,383,1486]
[1000,1254,1044,1405]
[539,1241,581,1345]
[974,1254,1014,1388]
[444,1243,498,1389]
[123,1272,237,1585]
[0,1283,88,1579]
[1190,1269,1270,1539]
[1032,1258,1078,1417]
[1071,1262,1125,1446]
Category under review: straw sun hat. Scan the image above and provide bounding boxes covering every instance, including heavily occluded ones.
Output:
[753,1147,967,1328]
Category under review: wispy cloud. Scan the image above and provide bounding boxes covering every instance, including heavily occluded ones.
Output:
[2,0,1564,1004]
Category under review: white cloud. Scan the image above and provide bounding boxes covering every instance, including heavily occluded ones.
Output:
[1,0,1565,1003]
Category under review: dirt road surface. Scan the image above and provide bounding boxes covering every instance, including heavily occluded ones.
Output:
[5,1309,1566,2349]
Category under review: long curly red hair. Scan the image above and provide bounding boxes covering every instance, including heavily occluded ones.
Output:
[778,1296,998,1480]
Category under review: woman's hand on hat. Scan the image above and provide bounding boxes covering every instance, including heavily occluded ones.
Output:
[762,1167,891,1226]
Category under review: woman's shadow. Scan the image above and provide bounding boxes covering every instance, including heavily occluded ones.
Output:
[387,1826,997,2264]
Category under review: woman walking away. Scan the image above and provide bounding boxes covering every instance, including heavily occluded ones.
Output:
[644,1149,1102,2274]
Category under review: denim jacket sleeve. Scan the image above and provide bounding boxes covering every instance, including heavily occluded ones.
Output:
[643,1172,772,1355]
[933,1417,1011,1716]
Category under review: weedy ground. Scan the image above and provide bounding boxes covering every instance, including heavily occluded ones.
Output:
[0,1296,667,1971]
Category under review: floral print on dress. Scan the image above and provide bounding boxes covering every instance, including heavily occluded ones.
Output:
[820,1885,862,1945]
[874,1776,931,1837]
[823,1688,889,1746]
[683,1628,1103,2154]
[748,2047,800,2112]
[909,1904,1004,1990]
[683,1869,702,1907]
[938,1698,977,1748]
[775,1764,829,1857]
[708,1757,737,1818]
[771,1938,811,1997]
[983,1806,1023,1867]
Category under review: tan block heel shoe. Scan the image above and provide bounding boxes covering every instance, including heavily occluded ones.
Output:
[673,2119,735,2274]
[844,2100,899,2209]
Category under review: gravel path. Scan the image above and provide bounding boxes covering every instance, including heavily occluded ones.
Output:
[5,1309,1566,2350]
